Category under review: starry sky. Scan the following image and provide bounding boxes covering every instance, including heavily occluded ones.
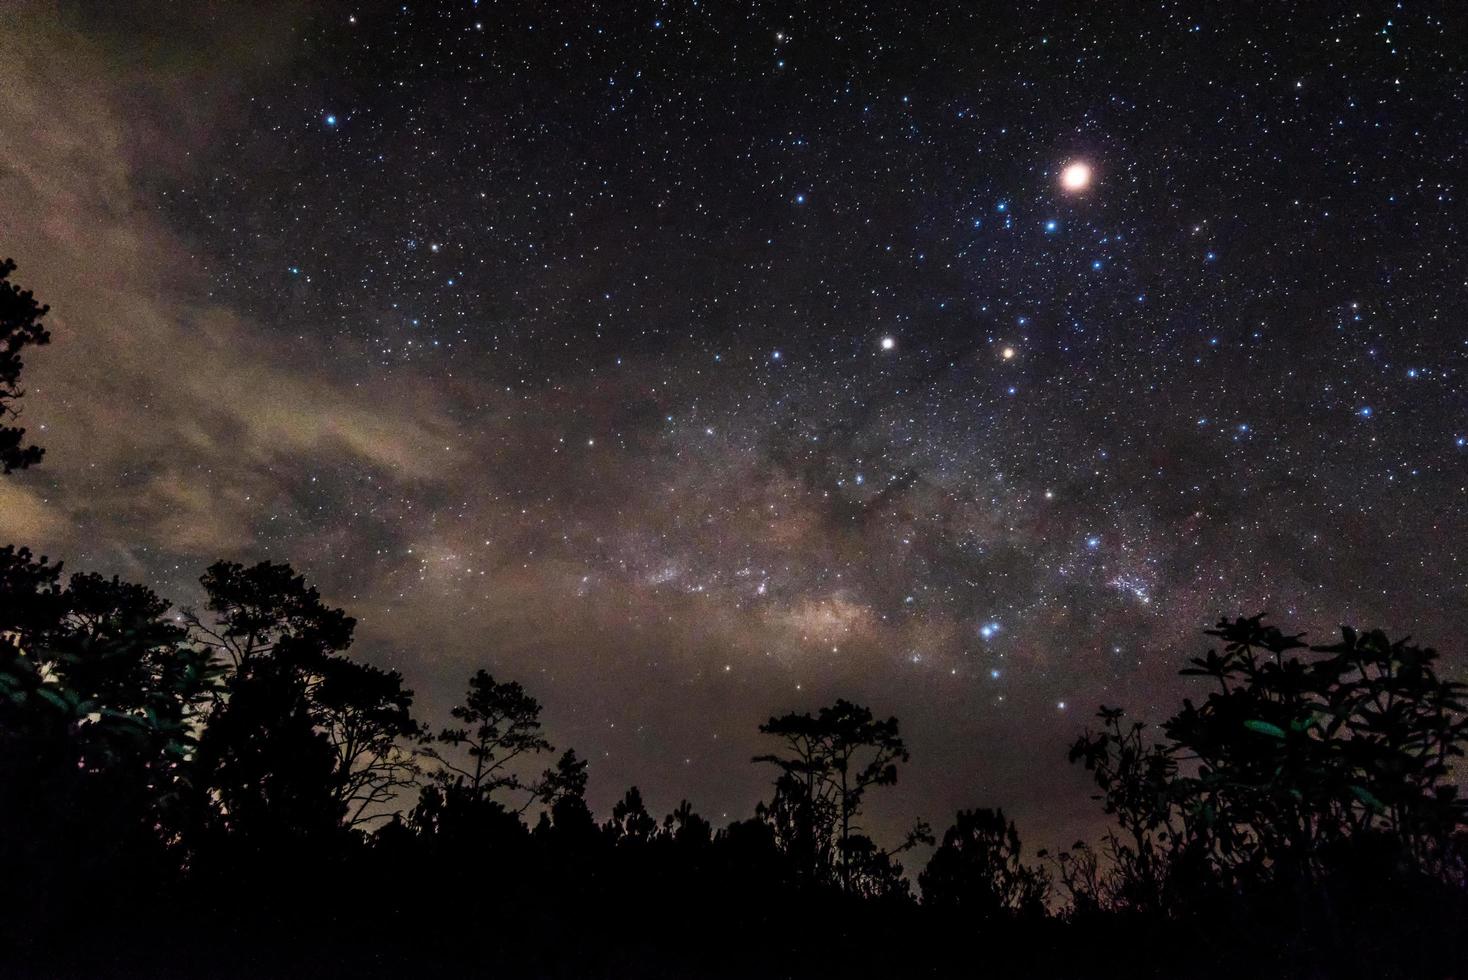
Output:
[2,0,1464,852]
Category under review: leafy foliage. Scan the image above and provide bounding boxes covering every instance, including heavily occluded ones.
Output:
[0,551,219,929]
[1070,614,1468,913]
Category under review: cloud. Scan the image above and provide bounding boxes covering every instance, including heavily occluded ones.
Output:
[0,4,468,574]
[0,481,62,543]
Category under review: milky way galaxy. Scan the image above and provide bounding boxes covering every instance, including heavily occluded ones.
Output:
[1,1,1464,851]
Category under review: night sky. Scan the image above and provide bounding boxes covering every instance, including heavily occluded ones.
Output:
[2,0,1464,852]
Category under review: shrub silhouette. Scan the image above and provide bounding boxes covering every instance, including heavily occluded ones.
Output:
[921,808,1050,919]
[1072,614,1467,906]
[1067,614,1468,976]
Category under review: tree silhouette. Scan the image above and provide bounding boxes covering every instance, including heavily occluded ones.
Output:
[425,669,553,808]
[192,649,345,845]
[0,258,51,472]
[756,769,837,883]
[188,560,419,848]
[755,698,926,893]
[314,656,422,826]
[0,556,217,937]
[920,808,1050,918]
[661,798,713,847]
[1042,840,1106,919]
[2,524,1465,979]
[188,559,354,667]
[539,747,590,808]
[607,785,658,845]
[0,544,65,636]
[534,748,597,844]
[1067,705,1178,913]
[0,560,217,804]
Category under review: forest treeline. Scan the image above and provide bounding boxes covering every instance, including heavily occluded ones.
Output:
[3,259,1467,978]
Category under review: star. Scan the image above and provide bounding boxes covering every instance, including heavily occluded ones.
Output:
[880,336,896,350]
[1060,161,1092,192]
